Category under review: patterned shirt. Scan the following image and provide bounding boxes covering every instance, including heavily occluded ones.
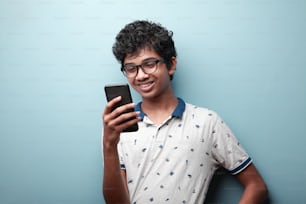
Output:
[117,98,252,204]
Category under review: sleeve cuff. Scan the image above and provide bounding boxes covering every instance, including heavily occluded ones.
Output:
[120,164,126,170]
[229,157,252,175]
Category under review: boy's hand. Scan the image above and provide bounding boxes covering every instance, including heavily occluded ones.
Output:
[102,96,140,148]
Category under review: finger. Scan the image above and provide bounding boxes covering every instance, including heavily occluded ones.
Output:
[104,96,122,114]
[108,110,140,128]
[110,102,136,117]
[114,115,140,132]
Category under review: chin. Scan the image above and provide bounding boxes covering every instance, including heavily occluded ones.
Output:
[139,92,154,99]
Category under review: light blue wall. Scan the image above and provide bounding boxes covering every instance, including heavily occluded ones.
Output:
[0,1,305,203]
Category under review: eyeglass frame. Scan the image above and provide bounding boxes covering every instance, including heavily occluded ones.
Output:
[121,58,166,78]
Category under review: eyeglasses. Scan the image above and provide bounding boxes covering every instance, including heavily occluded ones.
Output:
[121,58,165,78]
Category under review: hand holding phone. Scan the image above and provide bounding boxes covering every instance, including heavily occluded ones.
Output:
[104,83,139,132]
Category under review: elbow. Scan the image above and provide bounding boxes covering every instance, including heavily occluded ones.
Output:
[252,179,269,203]
[259,181,269,202]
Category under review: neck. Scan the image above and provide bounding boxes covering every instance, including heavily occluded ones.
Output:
[141,93,178,125]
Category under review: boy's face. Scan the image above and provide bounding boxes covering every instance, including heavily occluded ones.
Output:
[123,47,176,100]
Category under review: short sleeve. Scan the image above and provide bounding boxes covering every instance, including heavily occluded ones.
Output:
[210,113,252,175]
[117,141,126,170]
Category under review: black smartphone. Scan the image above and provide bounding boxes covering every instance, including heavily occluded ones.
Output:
[104,83,138,132]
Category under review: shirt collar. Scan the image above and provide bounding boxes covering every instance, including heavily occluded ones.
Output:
[135,97,186,120]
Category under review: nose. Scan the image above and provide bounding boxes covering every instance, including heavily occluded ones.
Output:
[135,66,149,79]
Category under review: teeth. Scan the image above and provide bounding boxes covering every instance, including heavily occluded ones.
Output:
[139,82,153,91]
[140,82,152,87]
[141,83,151,87]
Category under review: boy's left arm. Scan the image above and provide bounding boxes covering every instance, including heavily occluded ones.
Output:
[236,163,268,204]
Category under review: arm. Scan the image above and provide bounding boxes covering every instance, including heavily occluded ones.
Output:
[103,145,129,204]
[236,164,268,204]
[102,96,140,204]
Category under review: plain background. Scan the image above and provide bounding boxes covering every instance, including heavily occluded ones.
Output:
[0,0,305,203]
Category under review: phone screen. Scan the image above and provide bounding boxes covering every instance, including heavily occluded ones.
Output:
[104,83,138,132]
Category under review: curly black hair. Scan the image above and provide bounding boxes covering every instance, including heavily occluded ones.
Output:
[112,20,177,79]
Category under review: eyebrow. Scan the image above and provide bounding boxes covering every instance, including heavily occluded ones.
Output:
[124,57,158,65]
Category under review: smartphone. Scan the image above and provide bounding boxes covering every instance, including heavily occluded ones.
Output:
[104,83,138,132]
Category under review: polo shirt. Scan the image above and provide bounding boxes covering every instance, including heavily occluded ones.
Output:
[117,98,252,204]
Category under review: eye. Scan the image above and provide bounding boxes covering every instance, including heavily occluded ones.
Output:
[143,61,156,68]
[124,65,137,73]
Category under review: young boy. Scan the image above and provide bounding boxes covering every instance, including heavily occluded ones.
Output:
[102,20,267,204]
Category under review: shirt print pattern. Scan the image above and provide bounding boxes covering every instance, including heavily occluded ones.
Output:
[118,99,251,203]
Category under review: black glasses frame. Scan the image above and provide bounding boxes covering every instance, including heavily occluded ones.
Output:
[121,58,165,78]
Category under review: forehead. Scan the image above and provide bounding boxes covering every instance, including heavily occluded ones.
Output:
[124,47,161,64]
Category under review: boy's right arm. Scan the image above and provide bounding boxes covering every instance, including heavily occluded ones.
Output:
[102,96,139,204]
[103,143,129,204]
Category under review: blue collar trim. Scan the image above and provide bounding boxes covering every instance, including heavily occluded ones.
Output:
[135,98,186,120]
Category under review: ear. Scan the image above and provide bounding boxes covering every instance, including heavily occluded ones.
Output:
[168,57,177,76]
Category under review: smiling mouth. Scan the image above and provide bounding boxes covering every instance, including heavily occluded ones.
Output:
[138,81,154,92]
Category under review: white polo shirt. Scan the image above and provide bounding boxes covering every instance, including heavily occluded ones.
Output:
[117,98,252,204]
